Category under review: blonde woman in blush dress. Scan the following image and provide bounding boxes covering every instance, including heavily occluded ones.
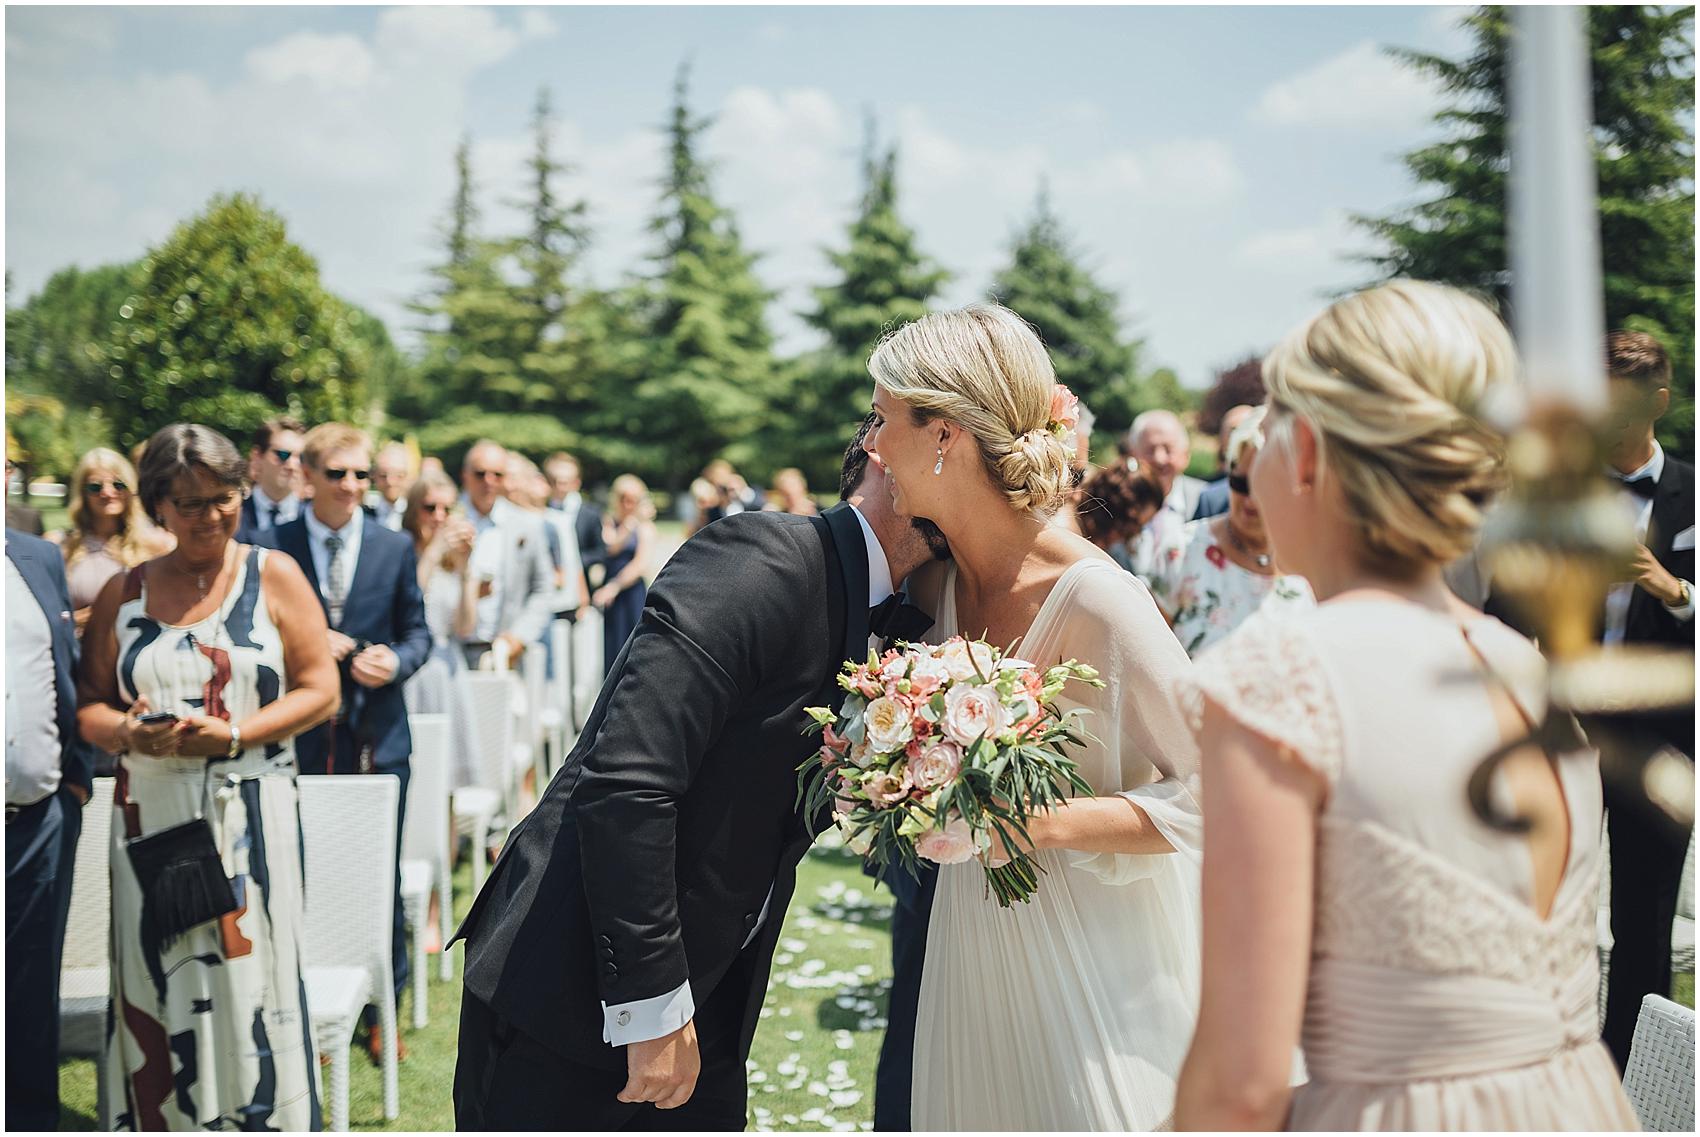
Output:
[51,448,174,634]
[1172,282,1638,1131]
[865,305,1202,1131]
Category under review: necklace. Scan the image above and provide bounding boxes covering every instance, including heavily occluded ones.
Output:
[165,544,231,596]
[1222,519,1272,570]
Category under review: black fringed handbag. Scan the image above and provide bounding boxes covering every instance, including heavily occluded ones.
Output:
[125,815,238,954]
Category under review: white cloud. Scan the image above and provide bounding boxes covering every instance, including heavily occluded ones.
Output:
[1252,40,1440,132]
[518,9,560,41]
[245,32,377,91]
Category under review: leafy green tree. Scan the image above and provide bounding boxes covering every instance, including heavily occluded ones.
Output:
[101,193,373,447]
[7,261,141,413]
[622,64,780,487]
[1354,5,1695,453]
[989,182,1144,450]
[794,118,949,486]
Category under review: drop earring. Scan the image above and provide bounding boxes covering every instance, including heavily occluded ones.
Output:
[933,448,944,475]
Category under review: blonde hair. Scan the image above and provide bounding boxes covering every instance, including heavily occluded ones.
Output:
[401,469,459,547]
[301,422,372,471]
[611,474,654,522]
[1261,280,1515,571]
[868,304,1073,514]
[64,448,160,569]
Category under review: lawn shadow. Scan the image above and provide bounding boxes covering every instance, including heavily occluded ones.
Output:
[813,978,892,1034]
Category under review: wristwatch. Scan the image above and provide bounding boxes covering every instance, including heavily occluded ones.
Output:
[1666,579,1693,611]
[227,723,244,759]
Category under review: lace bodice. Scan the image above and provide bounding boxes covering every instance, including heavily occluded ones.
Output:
[1181,600,1604,997]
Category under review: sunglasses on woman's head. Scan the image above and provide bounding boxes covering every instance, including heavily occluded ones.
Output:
[84,480,129,495]
[1227,473,1252,495]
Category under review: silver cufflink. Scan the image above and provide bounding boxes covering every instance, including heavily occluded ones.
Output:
[615,1010,631,1026]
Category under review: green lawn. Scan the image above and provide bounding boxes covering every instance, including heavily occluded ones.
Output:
[57,843,893,1132]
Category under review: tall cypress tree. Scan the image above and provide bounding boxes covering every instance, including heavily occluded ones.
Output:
[624,64,779,488]
[795,116,948,486]
[1353,6,1695,451]
[989,182,1143,445]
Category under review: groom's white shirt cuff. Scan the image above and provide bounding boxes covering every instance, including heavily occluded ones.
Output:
[602,982,695,1046]
[604,506,888,1050]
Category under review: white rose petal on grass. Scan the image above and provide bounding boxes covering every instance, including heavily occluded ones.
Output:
[831,1090,864,1108]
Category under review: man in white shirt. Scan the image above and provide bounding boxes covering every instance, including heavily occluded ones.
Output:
[458,439,555,668]
[237,416,305,542]
[1121,409,1207,581]
[546,453,607,728]
[368,441,413,532]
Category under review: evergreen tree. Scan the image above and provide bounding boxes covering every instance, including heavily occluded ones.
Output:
[514,88,600,415]
[989,182,1143,448]
[623,64,780,487]
[1354,6,1695,452]
[404,137,545,429]
[794,117,949,486]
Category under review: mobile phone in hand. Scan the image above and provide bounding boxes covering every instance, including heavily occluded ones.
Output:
[136,710,180,726]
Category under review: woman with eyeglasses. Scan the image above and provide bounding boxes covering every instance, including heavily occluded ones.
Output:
[76,423,339,1130]
[400,470,481,789]
[1148,406,1313,657]
[48,448,175,634]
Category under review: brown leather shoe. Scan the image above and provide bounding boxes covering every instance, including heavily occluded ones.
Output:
[363,1025,408,1065]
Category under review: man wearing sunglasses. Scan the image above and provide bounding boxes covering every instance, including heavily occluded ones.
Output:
[235,416,306,543]
[457,439,555,669]
[262,422,430,1061]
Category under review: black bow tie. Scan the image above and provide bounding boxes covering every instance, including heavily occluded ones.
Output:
[869,594,933,646]
[1617,473,1658,501]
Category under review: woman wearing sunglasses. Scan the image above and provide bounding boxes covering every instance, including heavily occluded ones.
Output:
[49,447,174,634]
[1148,406,1313,657]
[400,470,481,789]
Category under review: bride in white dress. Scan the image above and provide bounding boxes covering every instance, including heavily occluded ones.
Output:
[863,305,1203,1131]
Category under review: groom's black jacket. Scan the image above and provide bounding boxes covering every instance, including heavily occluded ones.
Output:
[454,505,869,1070]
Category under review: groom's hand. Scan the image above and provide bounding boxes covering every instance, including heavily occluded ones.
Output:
[619,1020,701,1110]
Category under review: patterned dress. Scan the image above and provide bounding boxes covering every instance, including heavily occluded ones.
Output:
[106,547,320,1130]
[1148,518,1314,657]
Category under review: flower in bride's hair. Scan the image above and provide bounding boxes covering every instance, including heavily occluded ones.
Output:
[915,815,977,865]
[864,696,915,754]
[911,740,963,791]
[943,684,1010,746]
[1048,384,1081,438]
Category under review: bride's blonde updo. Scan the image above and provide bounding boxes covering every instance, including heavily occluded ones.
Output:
[868,304,1075,515]
[1262,279,1517,571]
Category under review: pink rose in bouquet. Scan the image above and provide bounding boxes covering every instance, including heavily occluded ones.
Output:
[914,816,978,865]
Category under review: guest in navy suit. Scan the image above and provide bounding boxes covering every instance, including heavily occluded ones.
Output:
[234,416,305,544]
[264,423,430,1058]
[5,529,92,1129]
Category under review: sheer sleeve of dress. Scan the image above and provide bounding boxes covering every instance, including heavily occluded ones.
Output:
[1176,610,1344,788]
[1044,562,1204,885]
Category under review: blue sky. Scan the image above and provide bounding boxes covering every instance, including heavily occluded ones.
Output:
[6,5,1472,394]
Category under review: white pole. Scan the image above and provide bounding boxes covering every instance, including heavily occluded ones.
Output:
[1509,6,1607,414]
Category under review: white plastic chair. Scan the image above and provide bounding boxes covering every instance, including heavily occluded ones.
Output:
[1623,993,1695,1132]
[452,672,519,895]
[61,777,114,1126]
[299,774,400,1126]
[545,617,577,778]
[400,714,452,1026]
[569,607,605,733]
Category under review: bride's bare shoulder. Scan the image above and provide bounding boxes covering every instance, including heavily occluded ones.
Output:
[1036,526,1116,574]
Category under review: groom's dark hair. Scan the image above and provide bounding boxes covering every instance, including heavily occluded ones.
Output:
[839,413,877,501]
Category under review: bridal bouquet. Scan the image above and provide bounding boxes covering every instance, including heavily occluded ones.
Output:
[799,636,1102,907]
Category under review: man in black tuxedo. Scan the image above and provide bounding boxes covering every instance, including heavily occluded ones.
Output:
[452,423,944,1130]
[1593,330,1695,1069]
[263,423,431,1056]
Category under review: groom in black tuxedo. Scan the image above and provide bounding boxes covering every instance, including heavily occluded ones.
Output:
[452,422,945,1130]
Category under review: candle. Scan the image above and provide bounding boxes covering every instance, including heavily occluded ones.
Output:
[1509,6,1608,415]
